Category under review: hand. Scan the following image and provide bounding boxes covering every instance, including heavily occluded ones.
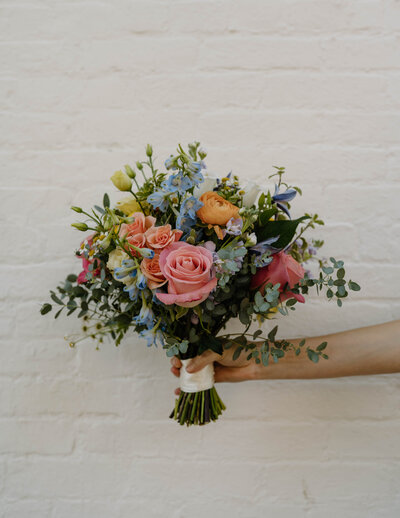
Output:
[170,346,258,395]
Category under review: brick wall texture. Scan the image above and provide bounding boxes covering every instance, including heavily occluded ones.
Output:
[1,1,400,517]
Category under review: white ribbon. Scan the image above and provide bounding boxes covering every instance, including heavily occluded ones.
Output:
[179,359,214,393]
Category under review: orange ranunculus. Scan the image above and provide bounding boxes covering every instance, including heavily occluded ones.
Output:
[140,253,167,289]
[196,191,239,226]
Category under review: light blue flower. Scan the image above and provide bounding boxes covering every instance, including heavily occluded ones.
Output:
[133,304,155,328]
[187,161,205,187]
[136,270,147,290]
[147,190,170,212]
[114,259,137,280]
[176,212,196,233]
[162,172,193,194]
[165,156,177,170]
[140,326,165,347]
[124,282,140,302]
[180,196,203,219]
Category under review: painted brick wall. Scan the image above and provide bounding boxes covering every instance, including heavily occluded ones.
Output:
[1,1,399,516]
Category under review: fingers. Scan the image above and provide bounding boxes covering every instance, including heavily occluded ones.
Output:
[170,357,182,369]
[170,366,180,377]
[186,350,221,373]
[174,387,181,396]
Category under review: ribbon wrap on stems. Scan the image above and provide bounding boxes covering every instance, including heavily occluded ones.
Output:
[179,359,214,393]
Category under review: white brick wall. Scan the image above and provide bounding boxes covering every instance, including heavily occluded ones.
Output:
[1,1,399,516]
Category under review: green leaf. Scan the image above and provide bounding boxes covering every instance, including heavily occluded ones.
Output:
[349,281,361,291]
[322,266,334,275]
[233,346,243,361]
[103,193,110,208]
[253,329,263,340]
[179,340,189,354]
[202,334,223,355]
[50,293,63,305]
[337,268,345,279]
[40,303,52,315]
[255,216,309,249]
[299,339,306,347]
[337,298,343,307]
[317,341,328,351]
[307,349,319,363]
[268,325,278,342]
[258,207,277,226]
[66,274,77,283]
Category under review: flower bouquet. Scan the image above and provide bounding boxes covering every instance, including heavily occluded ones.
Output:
[41,142,360,426]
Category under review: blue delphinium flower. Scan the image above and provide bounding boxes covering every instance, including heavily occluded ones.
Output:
[176,212,196,233]
[114,259,137,281]
[136,270,147,290]
[162,172,193,194]
[133,303,155,328]
[165,156,177,170]
[140,325,165,347]
[180,195,203,220]
[186,161,205,187]
[272,184,297,218]
[124,282,140,302]
[147,190,170,212]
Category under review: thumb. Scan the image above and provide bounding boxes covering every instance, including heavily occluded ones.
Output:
[186,350,221,373]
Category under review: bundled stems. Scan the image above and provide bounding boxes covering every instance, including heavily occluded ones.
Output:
[169,387,226,426]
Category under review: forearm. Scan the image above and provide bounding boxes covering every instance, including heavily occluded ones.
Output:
[254,320,400,380]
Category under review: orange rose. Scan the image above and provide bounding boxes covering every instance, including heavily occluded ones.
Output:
[145,224,182,250]
[196,191,239,226]
[140,253,167,289]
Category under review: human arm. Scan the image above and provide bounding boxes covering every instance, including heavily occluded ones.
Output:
[170,320,400,389]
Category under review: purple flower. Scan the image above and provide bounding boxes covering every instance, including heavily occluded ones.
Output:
[226,217,243,236]
[272,184,297,218]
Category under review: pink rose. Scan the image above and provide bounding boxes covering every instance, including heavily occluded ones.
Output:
[251,251,306,303]
[119,212,156,255]
[77,235,100,284]
[145,224,182,250]
[156,242,217,308]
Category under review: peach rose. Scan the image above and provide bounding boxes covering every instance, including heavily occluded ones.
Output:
[251,251,306,303]
[145,224,182,250]
[120,212,156,236]
[140,253,167,289]
[196,191,239,226]
[156,242,217,308]
[119,212,156,255]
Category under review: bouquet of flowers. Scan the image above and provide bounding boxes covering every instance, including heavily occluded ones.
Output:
[41,142,360,426]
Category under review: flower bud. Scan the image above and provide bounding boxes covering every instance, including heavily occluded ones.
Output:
[124,165,136,179]
[146,144,153,157]
[245,232,257,247]
[198,147,207,159]
[110,170,132,192]
[71,206,83,213]
[139,248,155,259]
[71,222,88,231]
[136,161,144,171]
[98,234,112,249]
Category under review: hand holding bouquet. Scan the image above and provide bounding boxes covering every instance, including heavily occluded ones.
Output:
[41,142,360,426]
